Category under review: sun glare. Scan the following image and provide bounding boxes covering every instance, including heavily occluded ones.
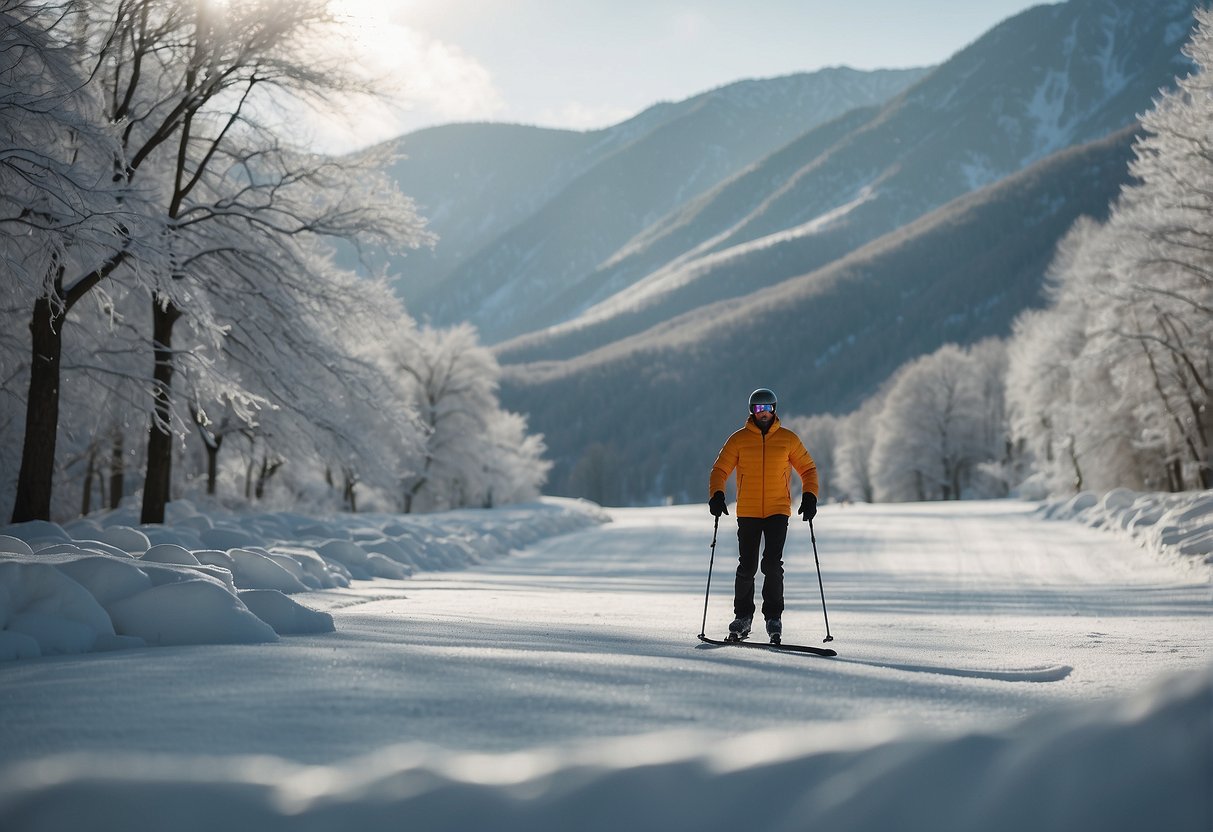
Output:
[279,0,503,153]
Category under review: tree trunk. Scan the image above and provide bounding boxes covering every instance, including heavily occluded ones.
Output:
[1067,437,1083,492]
[1167,459,1184,493]
[255,454,268,500]
[206,436,222,495]
[344,469,358,513]
[12,294,66,523]
[109,429,125,509]
[402,455,433,514]
[82,443,97,517]
[254,454,282,500]
[192,408,224,496]
[141,297,182,524]
[12,251,128,522]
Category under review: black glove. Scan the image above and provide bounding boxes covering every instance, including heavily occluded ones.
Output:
[709,491,729,517]
[798,492,817,522]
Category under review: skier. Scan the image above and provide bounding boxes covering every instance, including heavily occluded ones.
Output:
[708,388,818,643]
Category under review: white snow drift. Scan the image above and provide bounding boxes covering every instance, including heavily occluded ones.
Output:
[0,664,1208,831]
[0,497,606,660]
[0,494,1209,831]
[1038,488,1213,569]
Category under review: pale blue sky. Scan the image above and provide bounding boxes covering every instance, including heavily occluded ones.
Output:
[322,0,1052,149]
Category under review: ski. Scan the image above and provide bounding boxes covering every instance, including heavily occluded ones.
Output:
[697,633,837,657]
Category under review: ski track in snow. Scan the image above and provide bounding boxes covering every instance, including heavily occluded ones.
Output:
[829,656,1073,683]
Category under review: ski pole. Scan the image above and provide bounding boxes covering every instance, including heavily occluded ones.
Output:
[809,518,834,643]
[698,514,721,638]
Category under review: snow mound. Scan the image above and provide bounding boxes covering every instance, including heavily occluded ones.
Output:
[0,536,33,556]
[226,548,310,593]
[237,590,335,634]
[53,555,153,606]
[90,525,150,554]
[0,663,1206,831]
[107,580,279,646]
[0,562,115,658]
[141,543,201,566]
[0,498,606,662]
[1038,489,1213,570]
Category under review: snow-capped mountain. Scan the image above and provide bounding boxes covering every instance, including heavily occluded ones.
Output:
[374,0,1198,505]
[383,67,929,328]
[500,125,1141,504]
[494,0,1196,364]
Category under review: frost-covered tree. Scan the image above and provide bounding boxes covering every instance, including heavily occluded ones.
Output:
[53,280,154,515]
[834,396,882,503]
[966,339,1016,497]
[380,323,548,513]
[1006,9,1213,494]
[1,0,159,522]
[1114,8,1213,488]
[870,344,993,502]
[1007,223,1154,494]
[477,410,550,508]
[183,240,423,503]
[385,323,500,513]
[3,0,437,523]
[66,0,431,522]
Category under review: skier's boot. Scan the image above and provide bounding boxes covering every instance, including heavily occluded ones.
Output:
[728,616,752,641]
[765,618,782,644]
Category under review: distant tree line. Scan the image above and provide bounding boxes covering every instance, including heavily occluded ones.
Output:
[0,0,549,523]
[786,340,1015,503]
[788,10,1213,502]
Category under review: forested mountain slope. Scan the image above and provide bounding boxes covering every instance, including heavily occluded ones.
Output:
[500,127,1140,503]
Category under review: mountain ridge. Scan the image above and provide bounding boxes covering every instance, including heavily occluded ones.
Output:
[370,0,1198,505]
[493,0,1195,364]
[499,125,1142,503]
[381,66,931,330]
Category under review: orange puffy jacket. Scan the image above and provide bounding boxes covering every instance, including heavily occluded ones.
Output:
[709,416,818,518]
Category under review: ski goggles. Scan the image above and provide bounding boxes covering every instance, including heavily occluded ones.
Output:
[751,403,776,413]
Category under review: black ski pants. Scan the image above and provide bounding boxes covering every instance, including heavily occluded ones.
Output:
[733,514,789,620]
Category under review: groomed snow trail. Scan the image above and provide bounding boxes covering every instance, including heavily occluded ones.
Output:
[0,501,1208,767]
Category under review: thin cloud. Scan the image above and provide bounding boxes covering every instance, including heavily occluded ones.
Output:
[287,2,507,152]
[536,101,638,132]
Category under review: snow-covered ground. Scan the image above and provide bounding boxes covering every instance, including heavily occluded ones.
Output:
[1,498,1210,830]
[0,497,608,659]
[1035,487,1213,571]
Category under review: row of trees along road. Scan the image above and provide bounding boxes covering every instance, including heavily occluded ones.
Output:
[1006,8,1213,496]
[789,9,1213,503]
[1,0,550,523]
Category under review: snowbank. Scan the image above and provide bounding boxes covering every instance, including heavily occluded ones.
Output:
[1038,489,1213,571]
[0,662,1207,831]
[0,498,606,661]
